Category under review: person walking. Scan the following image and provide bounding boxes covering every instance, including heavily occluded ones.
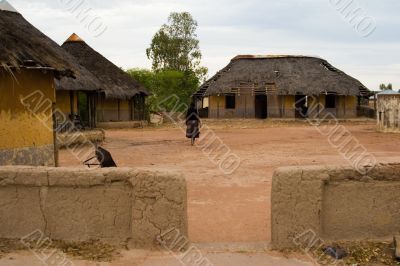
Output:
[186,102,201,145]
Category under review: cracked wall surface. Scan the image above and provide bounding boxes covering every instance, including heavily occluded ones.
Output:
[0,145,55,166]
[271,164,400,249]
[377,95,400,133]
[0,166,187,249]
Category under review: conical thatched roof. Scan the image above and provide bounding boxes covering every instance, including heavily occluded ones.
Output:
[195,55,370,97]
[0,5,100,92]
[62,34,149,99]
[55,66,102,92]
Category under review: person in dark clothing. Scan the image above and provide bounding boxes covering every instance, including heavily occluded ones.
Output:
[186,102,200,145]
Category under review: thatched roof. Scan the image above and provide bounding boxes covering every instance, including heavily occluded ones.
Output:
[61,34,149,99]
[195,55,370,97]
[0,5,100,90]
[55,66,102,92]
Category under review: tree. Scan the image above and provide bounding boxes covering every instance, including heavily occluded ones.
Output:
[127,68,199,112]
[379,83,393,90]
[146,12,208,81]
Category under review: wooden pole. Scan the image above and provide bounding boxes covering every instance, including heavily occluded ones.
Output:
[118,100,121,121]
[217,95,220,119]
[69,91,74,116]
[244,95,247,118]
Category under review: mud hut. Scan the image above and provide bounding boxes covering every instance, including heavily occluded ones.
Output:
[377,90,400,133]
[55,36,102,129]
[61,34,149,124]
[194,55,370,119]
[0,2,99,166]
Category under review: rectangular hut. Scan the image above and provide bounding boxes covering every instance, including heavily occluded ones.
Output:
[194,55,370,119]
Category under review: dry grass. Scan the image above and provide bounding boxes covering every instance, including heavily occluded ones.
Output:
[0,239,28,258]
[314,241,400,266]
[52,239,121,262]
[0,238,120,262]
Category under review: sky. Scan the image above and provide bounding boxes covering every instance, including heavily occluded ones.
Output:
[8,0,400,91]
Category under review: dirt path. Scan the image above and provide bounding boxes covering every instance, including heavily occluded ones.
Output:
[59,121,400,244]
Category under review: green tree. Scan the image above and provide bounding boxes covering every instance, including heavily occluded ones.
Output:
[146,12,208,81]
[127,68,199,112]
[379,83,393,90]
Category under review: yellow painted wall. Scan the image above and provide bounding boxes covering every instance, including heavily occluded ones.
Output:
[97,98,132,122]
[119,99,130,121]
[56,90,78,116]
[208,93,358,119]
[120,100,130,111]
[282,95,295,118]
[308,95,357,118]
[208,94,255,118]
[0,69,55,149]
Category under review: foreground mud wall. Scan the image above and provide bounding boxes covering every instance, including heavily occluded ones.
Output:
[0,166,187,249]
[271,164,400,249]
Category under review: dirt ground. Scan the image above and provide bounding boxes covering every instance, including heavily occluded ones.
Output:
[59,120,400,245]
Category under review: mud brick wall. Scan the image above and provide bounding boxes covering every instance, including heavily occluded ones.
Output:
[0,166,187,249]
[57,130,105,149]
[271,164,400,249]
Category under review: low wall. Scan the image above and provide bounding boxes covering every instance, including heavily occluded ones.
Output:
[97,121,146,129]
[57,130,105,149]
[271,164,400,249]
[0,166,187,249]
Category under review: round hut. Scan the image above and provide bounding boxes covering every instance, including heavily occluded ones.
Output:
[377,90,400,133]
[0,2,99,166]
[61,34,150,124]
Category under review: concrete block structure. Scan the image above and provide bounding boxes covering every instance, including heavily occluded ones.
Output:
[377,90,400,133]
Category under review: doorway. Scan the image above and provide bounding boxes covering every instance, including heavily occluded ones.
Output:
[77,92,97,128]
[255,95,268,119]
[295,95,307,118]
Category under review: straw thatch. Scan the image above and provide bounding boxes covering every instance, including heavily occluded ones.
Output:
[62,34,149,99]
[195,55,370,97]
[0,8,100,92]
[55,63,102,92]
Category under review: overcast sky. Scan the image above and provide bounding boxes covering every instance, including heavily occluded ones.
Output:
[9,0,400,91]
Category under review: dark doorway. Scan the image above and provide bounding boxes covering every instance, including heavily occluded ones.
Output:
[295,95,307,118]
[77,92,96,128]
[78,92,89,126]
[255,95,268,119]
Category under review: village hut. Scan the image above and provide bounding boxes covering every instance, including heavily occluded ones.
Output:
[0,2,99,166]
[194,55,370,119]
[61,34,149,123]
[377,90,400,133]
[55,38,102,129]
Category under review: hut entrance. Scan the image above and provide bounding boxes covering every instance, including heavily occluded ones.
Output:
[295,95,307,119]
[77,92,96,128]
[255,95,268,119]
